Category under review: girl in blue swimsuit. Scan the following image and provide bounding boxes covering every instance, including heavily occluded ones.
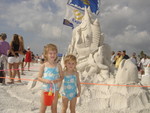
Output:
[38,44,63,113]
[61,55,81,113]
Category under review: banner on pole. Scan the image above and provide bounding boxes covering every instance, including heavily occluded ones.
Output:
[63,0,100,28]
[67,0,100,14]
[63,5,84,28]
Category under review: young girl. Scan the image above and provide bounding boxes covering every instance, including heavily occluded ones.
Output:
[38,43,62,113]
[61,55,81,113]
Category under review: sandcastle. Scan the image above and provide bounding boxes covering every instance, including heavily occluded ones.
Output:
[66,8,150,113]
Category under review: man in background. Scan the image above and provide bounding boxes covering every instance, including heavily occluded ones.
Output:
[122,50,129,60]
[0,33,10,85]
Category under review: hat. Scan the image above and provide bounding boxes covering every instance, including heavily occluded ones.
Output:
[0,33,7,40]
[27,46,30,50]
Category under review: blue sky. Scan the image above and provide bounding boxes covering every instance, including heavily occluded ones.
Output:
[0,0,150,56]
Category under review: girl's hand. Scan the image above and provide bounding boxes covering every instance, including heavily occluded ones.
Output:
[52,78,62,83]
[44,79,51,84]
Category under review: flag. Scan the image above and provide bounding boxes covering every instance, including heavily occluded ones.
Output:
[67,0,100,14]
[63,0,100,28]
[63,5,84,28]
[63,19,74,29]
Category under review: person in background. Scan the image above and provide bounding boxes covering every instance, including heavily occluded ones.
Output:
[141,54,149,67]
[111,51,116,65]
[122,50,129,60]
[40,53,45,64]
[18,35,26,75]
[38,43,62,113]
[31,52,35,63]
[140,54,149,75]
[7,34,20,84]
[24,47,32,71]
[35,54,39,63]
[130,52,138,66]
[115,51,122,69]
[0,33,10,85]
[148,58,150,67]
[61,54,81,113]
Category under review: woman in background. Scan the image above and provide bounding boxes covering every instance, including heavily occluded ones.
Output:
[24,47,32,71]
[18,35,26,75]
[7,34,21,84]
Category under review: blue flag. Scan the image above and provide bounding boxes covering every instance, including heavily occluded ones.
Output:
[68,0,100,14]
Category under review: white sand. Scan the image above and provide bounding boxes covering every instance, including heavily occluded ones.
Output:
[0,63,80,113]
[0,63,39,113]
[0,63,150,113]
[0,63,57,113]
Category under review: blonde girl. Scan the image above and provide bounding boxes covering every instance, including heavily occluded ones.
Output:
[61,55,81,113]
[18,35,25,75]
[38,43,63,113]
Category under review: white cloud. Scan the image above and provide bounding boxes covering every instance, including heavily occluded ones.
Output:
[109,25,150,55]
[100,0,150,55]
[41,24,61,38]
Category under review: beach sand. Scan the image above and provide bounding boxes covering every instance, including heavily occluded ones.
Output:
[0,63,150,113]
[0,63,81,113]
[0,63,54,113]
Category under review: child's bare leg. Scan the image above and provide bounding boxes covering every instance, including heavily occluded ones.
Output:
[51,91,59,113]
[61,96,69,113]
[70,97,77,113]
[40,91,47,113]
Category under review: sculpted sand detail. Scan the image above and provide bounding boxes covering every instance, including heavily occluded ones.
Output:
[65,8,150,113]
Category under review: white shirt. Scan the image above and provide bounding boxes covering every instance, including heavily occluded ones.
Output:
[130,57,137,65]
[111,54,115,63]
[141,58,149,67]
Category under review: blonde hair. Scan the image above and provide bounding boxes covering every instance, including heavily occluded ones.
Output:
[44,43,58,61]
[64,54,77,70]
[19,35,25,51]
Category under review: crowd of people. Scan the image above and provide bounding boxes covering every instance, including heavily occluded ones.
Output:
[0,33,33,84]
[111,50,150,75]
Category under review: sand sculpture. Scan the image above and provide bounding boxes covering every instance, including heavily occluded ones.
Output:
[115,59,139,84]
[66,8,150,113]
[141,66,150,92]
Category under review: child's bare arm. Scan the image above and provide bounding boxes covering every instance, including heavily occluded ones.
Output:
[58,63,64,80]
[38,64,51,84]
[56,63,64,89]
[76,72,81,97]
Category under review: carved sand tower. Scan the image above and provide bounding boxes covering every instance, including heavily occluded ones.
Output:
[66,8,150,113]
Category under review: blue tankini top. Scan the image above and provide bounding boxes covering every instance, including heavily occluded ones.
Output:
[41,67,60,92]
[62,75,77,100]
